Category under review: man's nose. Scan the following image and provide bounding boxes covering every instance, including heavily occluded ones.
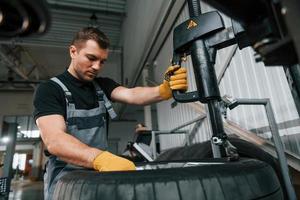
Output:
[92,62,101,70]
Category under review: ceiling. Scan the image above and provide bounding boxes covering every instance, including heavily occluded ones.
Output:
[1,0,127,48]
[0,0,127,90]
[21,0,127,48]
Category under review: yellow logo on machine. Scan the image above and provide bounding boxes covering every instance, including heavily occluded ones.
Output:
[187,19,198,29]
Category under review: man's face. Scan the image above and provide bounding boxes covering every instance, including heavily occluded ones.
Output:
[69,39,108,82]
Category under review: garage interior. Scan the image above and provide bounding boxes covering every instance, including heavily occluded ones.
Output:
[0,0,300,200]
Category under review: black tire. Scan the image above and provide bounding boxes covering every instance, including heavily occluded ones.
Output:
[156,137,281,175]
[53,159,283,200]
[156,137,277,163]
[156,136,286,198]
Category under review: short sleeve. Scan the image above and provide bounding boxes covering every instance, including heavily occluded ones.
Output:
[33,81,66,121]
[96,77,121,100]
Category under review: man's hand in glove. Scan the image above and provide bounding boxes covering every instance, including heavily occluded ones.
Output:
[93,151,136,172]
[159,65,188,100]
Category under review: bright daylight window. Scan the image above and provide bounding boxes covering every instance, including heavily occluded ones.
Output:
[2,115,40,139]
[12,153,26,170]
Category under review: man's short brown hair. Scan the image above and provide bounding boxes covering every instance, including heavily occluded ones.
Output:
[71,27,110,49]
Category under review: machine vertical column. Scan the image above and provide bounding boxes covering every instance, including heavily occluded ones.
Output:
[187,0,227,157]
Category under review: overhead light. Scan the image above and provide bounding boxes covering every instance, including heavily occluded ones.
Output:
[1,136,10,144]
[89,12,98,28]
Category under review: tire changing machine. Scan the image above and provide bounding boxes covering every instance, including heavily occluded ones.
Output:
[169,0,297,199]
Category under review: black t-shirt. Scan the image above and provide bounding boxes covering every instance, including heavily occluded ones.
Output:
[33,71,120,121]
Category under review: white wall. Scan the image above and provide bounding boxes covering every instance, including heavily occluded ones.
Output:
[121,0,171,86]
[0,91,34,115]
[0,91,34,136]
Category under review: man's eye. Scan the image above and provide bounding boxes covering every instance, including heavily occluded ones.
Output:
[87,56,96,61]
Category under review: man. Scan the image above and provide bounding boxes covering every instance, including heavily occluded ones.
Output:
[122,123,153,161]
[133,123,157,158]
[33,27,187,200]
[135,123,148,133]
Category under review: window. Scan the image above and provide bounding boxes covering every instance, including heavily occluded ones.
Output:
[2,115,40,139]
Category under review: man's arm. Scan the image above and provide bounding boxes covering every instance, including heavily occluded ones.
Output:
[37,114,135,171]
[37,114,101,168]
[111,85,163,105]
[111,66,188,105]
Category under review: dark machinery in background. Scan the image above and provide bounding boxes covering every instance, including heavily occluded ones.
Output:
[202,0,300,116]
[170,0,300,199]
[0,0,50,38]
[201,0,300,66]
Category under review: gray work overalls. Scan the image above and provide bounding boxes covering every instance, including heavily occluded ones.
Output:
[44,77,116,200]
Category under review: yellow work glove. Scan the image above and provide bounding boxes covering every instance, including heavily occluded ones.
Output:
[159,65,188,100]
[93,151,136,172]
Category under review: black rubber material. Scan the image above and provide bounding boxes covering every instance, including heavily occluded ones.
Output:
[156,137,281,176]
[156,136,286,198]
[53,159,283,200]
[156,137,276,162]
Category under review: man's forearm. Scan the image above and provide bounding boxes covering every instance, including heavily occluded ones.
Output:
[57,147,101,168]
[111,85,166,105]
[44,130,102,168]
[127,86,164,105]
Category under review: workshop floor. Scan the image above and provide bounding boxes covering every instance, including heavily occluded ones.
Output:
[8,179,43,200]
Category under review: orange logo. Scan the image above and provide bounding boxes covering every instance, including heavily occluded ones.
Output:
[187,20,197,29]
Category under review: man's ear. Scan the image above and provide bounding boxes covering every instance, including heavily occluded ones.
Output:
[69,45,77,59]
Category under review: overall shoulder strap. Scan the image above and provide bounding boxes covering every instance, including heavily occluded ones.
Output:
[93,81,117,119]
[50,77,74,103]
